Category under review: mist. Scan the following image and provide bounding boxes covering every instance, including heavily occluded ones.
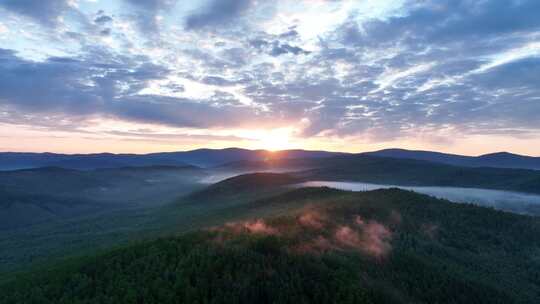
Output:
[295,181,540,216]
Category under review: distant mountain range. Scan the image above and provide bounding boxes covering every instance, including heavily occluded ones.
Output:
[363,149,540,170]
[0,147,539,171]
[0,148,345,170]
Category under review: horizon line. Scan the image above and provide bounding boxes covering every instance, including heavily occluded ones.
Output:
[0,147,538,158]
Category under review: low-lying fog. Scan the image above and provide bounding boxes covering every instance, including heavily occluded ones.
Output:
[198,169,296,184]
[295,181,540,216]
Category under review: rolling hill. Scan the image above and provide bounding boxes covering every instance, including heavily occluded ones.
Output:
[0,165,205,201]
[0,165,207,232]
[0,189,105,230]
[2,187,539,303]
[187,172,301,201]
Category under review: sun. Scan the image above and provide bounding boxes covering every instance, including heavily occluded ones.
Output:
[260,135,289,151]
[257,129,294,151]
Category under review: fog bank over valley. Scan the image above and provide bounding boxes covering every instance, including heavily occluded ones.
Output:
[295,181,540,216]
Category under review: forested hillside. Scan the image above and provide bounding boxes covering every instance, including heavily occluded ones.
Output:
[3,188,539,303]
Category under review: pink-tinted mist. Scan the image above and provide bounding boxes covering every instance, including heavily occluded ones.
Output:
[298,210,326,229]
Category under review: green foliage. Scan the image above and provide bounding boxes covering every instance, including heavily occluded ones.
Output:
[1,233,370,304]
[3,188,540,303]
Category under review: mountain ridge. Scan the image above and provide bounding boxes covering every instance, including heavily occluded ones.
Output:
[362,148,540,170]
[0,148,345,170]
[2,147,539,171]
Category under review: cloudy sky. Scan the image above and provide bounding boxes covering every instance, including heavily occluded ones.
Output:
[0,0,539,155]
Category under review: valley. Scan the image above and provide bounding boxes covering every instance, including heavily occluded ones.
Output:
[1,150,540,303]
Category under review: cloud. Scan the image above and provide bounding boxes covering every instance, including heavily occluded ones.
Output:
[1,0,540,146]
[283,0,540,139]
[0,0,71,27]
[185,0,253,30]
[342,0,540,47]
[104,130,245,143]
[279,28,299,39]
[0,48,283,131]
[270,43,310,57]
[100,28,112,36]
[249,36,310,57]
[94,15,113,25]
[124,0,176,33]
[201,76,236,86]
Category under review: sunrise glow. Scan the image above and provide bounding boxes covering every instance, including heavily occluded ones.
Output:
[0,0,538,155]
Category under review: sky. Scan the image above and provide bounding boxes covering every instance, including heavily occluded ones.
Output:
[0,0,539,155]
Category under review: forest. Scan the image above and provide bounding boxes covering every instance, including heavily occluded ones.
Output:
[3,188,540,303]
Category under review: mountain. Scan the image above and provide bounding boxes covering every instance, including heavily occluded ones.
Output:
[3,147,538,171]
[0,152,190,170]
[0,148,345,170]
[364,148,540,170]
[3,188,540,303]
[223,154,540,195]
[475,152,540,169]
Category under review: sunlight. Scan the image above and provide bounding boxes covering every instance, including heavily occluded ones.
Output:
[256,129,294,151]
